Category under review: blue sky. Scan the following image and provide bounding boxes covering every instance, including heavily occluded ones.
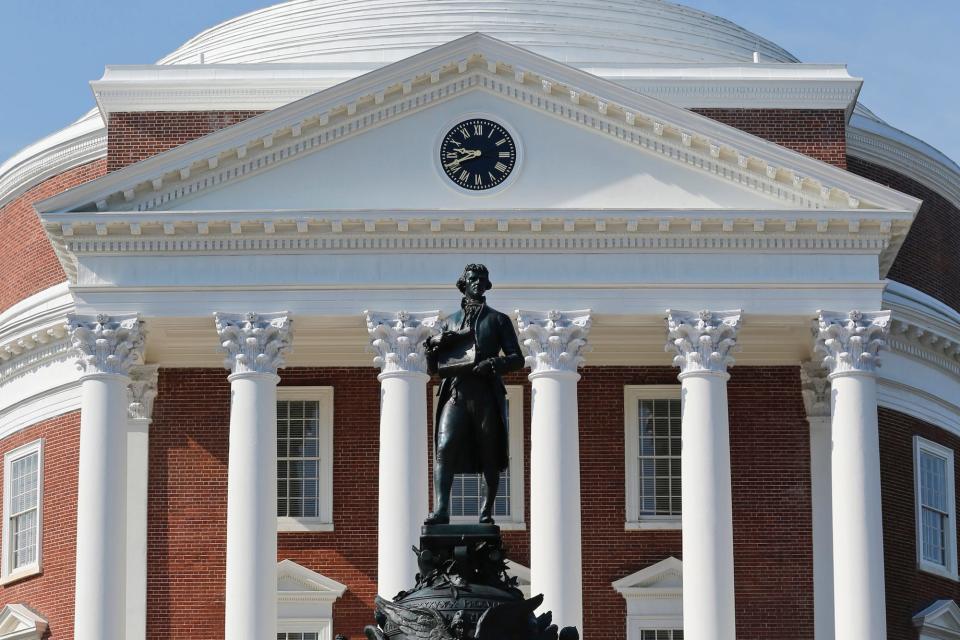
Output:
[1,1,957,167]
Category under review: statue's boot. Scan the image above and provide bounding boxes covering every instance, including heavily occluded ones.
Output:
[424,509,450,525]
[479,469,499,524]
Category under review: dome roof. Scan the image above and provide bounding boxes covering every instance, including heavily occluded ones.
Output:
[158,0,799,67]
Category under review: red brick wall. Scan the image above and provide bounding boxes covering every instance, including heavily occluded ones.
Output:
[0,160,106,313]
[0,411,80,639]
[147,365,812,639]
[847,155,960,313]
[576,366,813,640]
[694,109,847,168]
[879,407,960,640]
[107,111,263,172]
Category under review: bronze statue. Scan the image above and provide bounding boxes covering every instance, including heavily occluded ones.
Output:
[424,264,524,525]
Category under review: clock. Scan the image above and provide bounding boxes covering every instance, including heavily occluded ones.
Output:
[439,118,517,191]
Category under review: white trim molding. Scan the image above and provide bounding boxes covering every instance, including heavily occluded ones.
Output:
[277,559,347,640]
[624,385,682,530]
[612,557,683,640]
[1,440,43,585]
[915,600,960,640]
[0,603,49,640]
[276,386,334,533]
[914,437,959,581]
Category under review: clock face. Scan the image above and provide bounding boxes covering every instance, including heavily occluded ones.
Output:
[439,118,517,191]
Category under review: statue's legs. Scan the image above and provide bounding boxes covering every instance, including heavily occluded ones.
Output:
[480,467,499,524]
[426,458,454,524]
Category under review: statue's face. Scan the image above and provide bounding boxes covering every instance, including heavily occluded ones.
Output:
[463,269,489,301]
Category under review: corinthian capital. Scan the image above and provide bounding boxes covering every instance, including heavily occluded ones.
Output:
[516,309,592,375]
[365,310,440,375]
[666,309,741,376]
[800,361,831,419]
[68,313,145,377]
[814,310,890,377]
[128,364,160,421]
[215,312,292,376]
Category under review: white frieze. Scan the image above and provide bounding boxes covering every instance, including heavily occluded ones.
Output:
[814,310,891,376]
[665,309,741,375]
[127,364,160,421]
[516,309,592,375]
[800,361,831,419]
[214,311,293,376]
[68,313,145,376]
[364,310,440,375]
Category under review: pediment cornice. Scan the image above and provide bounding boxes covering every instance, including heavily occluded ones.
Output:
[37,34,918,219]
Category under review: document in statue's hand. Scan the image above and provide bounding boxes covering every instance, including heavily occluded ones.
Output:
[433,330,476,378]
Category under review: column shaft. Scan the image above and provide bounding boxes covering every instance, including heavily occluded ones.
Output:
[365,310,438,598]
[377,371,430,598]
[517,309,591,631]
[666,309,740,640]
[74,374,130,640]
[815,309,890,640]
[216,311,292,640]
[830,374,885,638]
[679,372,736,640]
[225,373,280,639]
[808,416,834,640]
[529,371,583,630]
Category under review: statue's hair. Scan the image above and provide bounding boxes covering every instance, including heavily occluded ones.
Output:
[456,263,493,293]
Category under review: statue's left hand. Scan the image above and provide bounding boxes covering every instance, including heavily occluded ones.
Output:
[473,359,496,377]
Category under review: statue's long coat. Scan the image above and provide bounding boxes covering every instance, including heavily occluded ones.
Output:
[434,305,525,473]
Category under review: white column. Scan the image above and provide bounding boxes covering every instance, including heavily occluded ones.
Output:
[365,310,439,598]
[517,309,592,631]
[126,365,159,640]
[216,312,293,640]
[815,310,890,640]
[69,313,145,640]
[665,309,741,640]
[801,362,834,640]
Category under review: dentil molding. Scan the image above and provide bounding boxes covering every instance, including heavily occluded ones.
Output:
[516,309,592,374]
[665,309,741,375]
[214,311,293,376]
[364,310,440,375]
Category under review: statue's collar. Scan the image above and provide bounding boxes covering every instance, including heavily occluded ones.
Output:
[460,295,486,310]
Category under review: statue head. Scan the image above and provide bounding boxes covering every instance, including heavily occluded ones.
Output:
[456,263,493,301]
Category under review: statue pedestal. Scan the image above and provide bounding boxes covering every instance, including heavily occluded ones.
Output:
[365,524,579,640]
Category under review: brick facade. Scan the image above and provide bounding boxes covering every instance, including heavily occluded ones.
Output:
[107,111,263,172]
[0,411,81,639]
[0,160,106,314]
[694,109,847,169]
[847,155,960,313]
[145,365,813,639]
[879,407,960,640]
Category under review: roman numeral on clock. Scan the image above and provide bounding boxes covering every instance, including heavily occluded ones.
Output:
[495,162,508,172]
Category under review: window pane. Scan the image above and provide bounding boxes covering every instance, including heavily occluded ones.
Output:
[639,631,683,640]
[8,451,40,569]
[277,400,322,518]
[638,397,681,516]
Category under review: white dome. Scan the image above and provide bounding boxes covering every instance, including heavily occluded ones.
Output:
[158,0,799,67]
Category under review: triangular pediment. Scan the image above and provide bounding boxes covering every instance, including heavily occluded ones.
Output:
[0,603,48,640]
[613,556,683,595]
[38,34,918,218]
[277,559,347,601]
[915,600,960,639]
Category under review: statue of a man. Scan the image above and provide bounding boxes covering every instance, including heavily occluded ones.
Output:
[424,264,524,525]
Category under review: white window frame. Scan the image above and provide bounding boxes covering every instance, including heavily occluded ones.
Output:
[914,436,958,580]
[613,557,683,640]
[277,558,347,640]
[277,387,334,533]
[625,386,682,530]
[433,385,526,530]
[1,440,43,585]
[276,624,329,640]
